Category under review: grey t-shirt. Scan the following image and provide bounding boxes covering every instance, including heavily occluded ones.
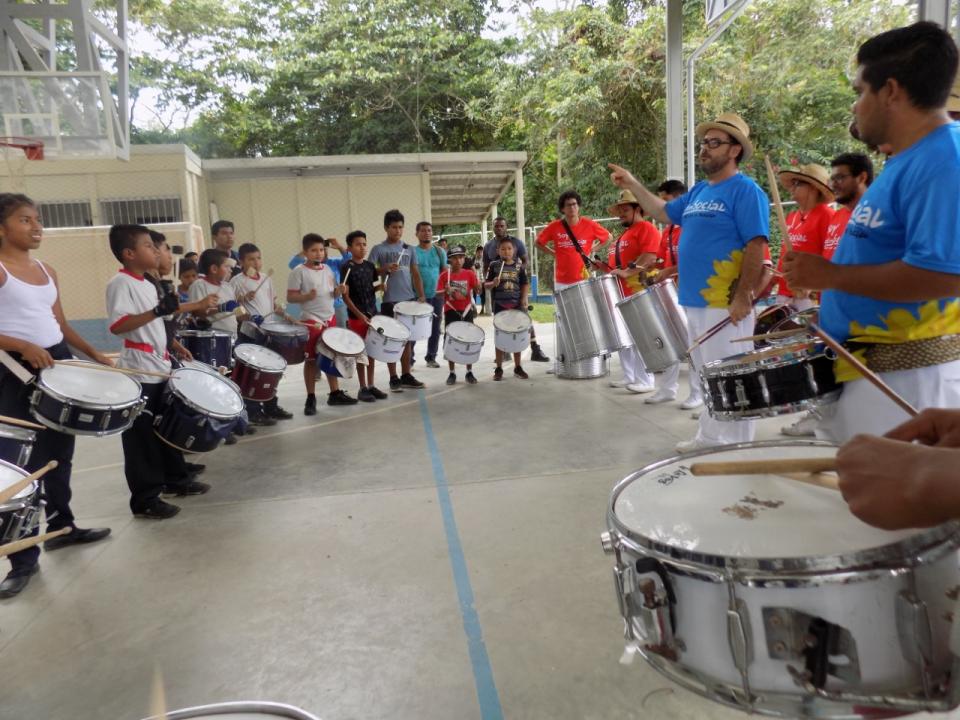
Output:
[369,240,418,303]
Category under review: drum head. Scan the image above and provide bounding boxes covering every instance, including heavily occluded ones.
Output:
[370,315,410,340]
[170,368,244,417]
[613,443,921,561]
[261,320,309,339]
[322,327,365,355]
[233,344,287,371]
[394,301,433,317]
[0,459,32,502]
[493,310,531,333]
[447,321,485,343]
[711,340,818,371]
[40,362,142,404]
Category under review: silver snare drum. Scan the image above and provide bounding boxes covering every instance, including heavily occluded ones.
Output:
[554,278,619,360]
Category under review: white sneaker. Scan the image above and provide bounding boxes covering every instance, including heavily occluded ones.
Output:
[626,382,655,394]
[675,436,720,454]
[680,395,704,410]
[609,378,629,388]
[781,413,817,437]
[644,390,677,404]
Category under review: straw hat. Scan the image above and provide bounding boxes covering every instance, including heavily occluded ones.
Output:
[948,74,960,114]
[778,163,834,203]
[606,189,640,215]
[694,112,754,162]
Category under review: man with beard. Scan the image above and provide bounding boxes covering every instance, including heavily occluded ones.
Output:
[610,112,769,452]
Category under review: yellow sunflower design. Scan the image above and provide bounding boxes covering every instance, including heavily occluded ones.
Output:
[836,299,960,382]
[700,250,743,308]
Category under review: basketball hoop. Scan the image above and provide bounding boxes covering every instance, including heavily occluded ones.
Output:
[0,136,44,194]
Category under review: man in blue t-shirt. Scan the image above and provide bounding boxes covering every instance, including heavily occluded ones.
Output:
[412,221,446,367]
[785,21,960,443]
[610,112,769,453]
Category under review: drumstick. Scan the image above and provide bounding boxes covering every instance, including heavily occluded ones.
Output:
[251,268,274,295]
[207,306,249,323]
[685,293,762,355]
[0,461,57,505]
[809,322,919,417]
[690,457,836,476]
[763,155,793,255]
[341,266,352,286]
[495,260,505,286]
[0,414,44,430]
[383,249,405,291]
[730,328,810,343]
[55,360,172,381]
[0,526,71,558]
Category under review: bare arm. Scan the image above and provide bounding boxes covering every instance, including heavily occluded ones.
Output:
[287,288,317,304]
[785,254,960,302]
[411,263,425,301]
[608,164,670,224]
[611,252,658,279]
[727,237,766,323]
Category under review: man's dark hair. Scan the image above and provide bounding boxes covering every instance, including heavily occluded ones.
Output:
[178,259,198,276]
[302,233,325,251]
[238,242,260,260]
[657,179,687,196]
[0,193,35,225]
[557,190,582,212]
[198,248,228,275]
[211,220,234,237]
[148,229,166,247]
[383,209,404,227]
[346,230,367,245]
[184,251,199,261]
[857,21,959,109]
[109,224,151,263]
[415,221,432,232]
[831,152,875,186]
[493,216,507,223]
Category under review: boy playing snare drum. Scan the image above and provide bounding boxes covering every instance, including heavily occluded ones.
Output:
[340,230,388,403]
[437,245,481,385]
[485,236,530,381]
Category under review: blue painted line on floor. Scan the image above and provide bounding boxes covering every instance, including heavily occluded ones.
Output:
[418,393,504,720]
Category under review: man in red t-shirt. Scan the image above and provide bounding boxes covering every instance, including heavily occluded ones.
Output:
[823,152,873,261]
[602,189,660,394]
[654,180,685,282]
[774,164,835,310]
[536,190,610,290]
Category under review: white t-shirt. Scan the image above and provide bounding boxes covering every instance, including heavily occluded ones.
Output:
[105,270,171,384]
[230,271,275,318]
[189,276,238,337]
[287,263,336,322]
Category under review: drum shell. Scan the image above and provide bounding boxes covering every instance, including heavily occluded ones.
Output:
[493,311,532,353]
[395,304,433,341]
[154,392,235,453]
[239,321,266,345]
[180,330,234,368]
[554,279,618,360]
[364,316,410,363]
[230,346,286,402]
[554,311,608,379]
[443,322,485,364]
[0,423,34,467]
[0,459,39,544]
[616,281,688,372]
[29,376,145,437]
[261,325,308,366]
[592,274,634,351]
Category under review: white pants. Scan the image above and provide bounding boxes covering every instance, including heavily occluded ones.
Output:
[816,359,960,444]
[618,345,653,386]
[685,306,757,445]
[776,295,817,312]
[656,361,700,399]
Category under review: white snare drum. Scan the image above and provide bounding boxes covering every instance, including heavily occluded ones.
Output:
[365,315,411,362]
[602,441,960,717]
[493,310,531,353]
[443,321,485,364]
[394,301,434,341]
[139,701,322,720]
[30,362,145,436]
[321,326,366,358]
[0,459,40,544]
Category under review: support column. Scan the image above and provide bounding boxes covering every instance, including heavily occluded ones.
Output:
[665,0,684,181]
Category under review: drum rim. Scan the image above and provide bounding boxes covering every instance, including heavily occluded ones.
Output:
[169,368,245,419]
[37,362,143,407]
[0,458,35,507]
[703,340,824,374]
[261,321,309,338]
[607,439,960,576]
[180,329,233,338]
[233,343,288,371]
[445,321,485,343]
[493,310,532,333]
[394,301,433,317]
[321,326,366,356]
[0,423,36,442]
[368,315,411,341]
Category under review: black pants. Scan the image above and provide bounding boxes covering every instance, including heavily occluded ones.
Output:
[0,342,77,574]
[121,382,169,512]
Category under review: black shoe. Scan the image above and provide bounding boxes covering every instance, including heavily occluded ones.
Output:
[446,372,456,385]
[494,367,503,381]
[389,376,404,393]
[134,500,181,520]
[530,342,550,363]
[242,425,257,435]
[43,526,111,551]
[369,386,388,400]
[249,414,278,427]
[185,462,206,474]
[162,481,211,497]
[224,433,238,446]
[267,405,294,420]
[400,373,425,389]
[357,387,376,402]
[465,371,477,385]
[425,359,441,368]
[304,394,317,415]
[0,564,39,598]
[514,366,529,380]
[328,390,359,406]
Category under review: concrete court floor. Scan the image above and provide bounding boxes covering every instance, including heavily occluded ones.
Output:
[2,318,959,720]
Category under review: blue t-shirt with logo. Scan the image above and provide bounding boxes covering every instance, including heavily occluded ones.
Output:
[665,173,769,308]
[414,244,447,299]
[820,122,960,351]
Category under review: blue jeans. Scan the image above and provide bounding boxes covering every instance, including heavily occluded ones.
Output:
[411,295,444,363]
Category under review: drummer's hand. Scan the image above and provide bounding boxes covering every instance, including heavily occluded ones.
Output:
[18,341,55,370]
[610,268,628,279]
[727,294,752,324]
[202,294,219,312]
[244,291,256,301]
[91,350,115,367]
[387,262,399,274]
[591,260,607,271]
[884,408,960,448]
[783,251,837,291]
[417,295,426,304]
[332,285,343,298]
[836,434,960,530]
[173,341,193,362]
[608,163,638,189]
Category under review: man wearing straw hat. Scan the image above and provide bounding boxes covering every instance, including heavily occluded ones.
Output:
[610,111,770,453]
[784,21,960,443]
[774,163,834,312]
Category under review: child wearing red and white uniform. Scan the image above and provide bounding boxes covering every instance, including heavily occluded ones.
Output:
[437,245,481,385]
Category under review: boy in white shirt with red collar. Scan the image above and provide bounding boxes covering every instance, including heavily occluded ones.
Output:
[189,248,240,338]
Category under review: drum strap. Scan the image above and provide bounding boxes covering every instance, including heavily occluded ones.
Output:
[560,219,594,273]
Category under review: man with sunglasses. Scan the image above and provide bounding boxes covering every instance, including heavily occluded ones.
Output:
[610,112,769,452]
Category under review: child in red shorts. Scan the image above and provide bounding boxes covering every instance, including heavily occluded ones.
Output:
[340,230,387,402]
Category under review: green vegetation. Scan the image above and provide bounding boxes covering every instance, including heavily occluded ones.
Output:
[528,303,557,324]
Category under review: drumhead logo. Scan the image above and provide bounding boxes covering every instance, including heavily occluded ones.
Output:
[851,203,885,229]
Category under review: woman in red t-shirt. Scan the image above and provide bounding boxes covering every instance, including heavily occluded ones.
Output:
[536,190,610,290]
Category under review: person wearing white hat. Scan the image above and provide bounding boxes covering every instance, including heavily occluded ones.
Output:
[610,111,770,453]
[774,164,835,312]
[785,22,960,444]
